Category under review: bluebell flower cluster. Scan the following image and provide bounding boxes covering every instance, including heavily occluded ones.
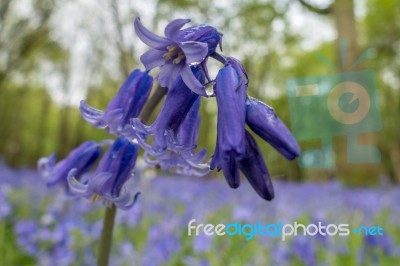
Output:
[38,17,300,207]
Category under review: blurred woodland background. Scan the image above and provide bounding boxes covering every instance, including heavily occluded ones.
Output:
[0,0,399,185]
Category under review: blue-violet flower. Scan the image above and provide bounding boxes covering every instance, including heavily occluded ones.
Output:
[245,97,301,160]
[132,66,204,154]
[210,57,248,188]
[135,17,221,95]
[237,130,274,200]
[80,69,153,136]
[144,98,209,175]
[38,141,103,187]
[68,137,140,209]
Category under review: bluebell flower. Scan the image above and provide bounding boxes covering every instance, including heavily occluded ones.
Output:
[80,69,153,136]
[210,57,299,200]
[142,222,181,266]
[365,234,394,255]
[143,98,209,176]
[0,187,11,218]
[38,141,105,187]
[245,97,301,160]
[68,137,140,210]
[292,235,317,266]
[134,17,221,95]
[15,220,39,255]
[193,232,214,254]
[213,129,274,200]
[132,66,204,154]
[214,57,247,155]
[237,131,274,200]
[210,57,248,188]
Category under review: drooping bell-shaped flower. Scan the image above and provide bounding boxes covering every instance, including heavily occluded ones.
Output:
[80,69,153,136]
[135,17,222,95]
[38,141,105,187]
[68,137,140,210]
[210,57,248,187]
[245,97,301,160]
[131,66,204,154]
[144,98,209,176]
[214,57,247,155]
[237,131,274,201]
[210,123,241,188]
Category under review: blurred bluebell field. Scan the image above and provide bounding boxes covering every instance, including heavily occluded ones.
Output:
[1,160,400,266]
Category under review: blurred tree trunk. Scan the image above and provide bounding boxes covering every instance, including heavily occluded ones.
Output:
[0,0,65,166]
[34,92,51,159]
[8,89,27,166]
[390,144,400,182]
[58,107,72,157]
[299,0,380,184]
[332,0,379,184]
[57,61,73,158]
[332,0,358,70]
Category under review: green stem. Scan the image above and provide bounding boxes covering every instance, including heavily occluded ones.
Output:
[139,85,167,124]
[96,85,167,266]
[97,204,117,266]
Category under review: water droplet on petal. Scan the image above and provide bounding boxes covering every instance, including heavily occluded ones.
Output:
[205,82,215,97]
[189,61,201,66]
[111,151,119,159]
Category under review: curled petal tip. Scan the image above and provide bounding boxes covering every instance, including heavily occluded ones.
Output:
[134,17,171,49]
[181,65,207,96]
[79,100,106,128]
[165,18,191,40]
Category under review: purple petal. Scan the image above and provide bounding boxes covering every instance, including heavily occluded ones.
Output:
[181,65,206,96]
[80,100,107,128]
[184,149,209,172]
[177,25,222,54]
[245,97,301,160]
[179,41,208,65]
[238,131,274,201]
[186,148,207,164]
[143,151,160,167]
[158,63,183,89]
[37,154,56,177]
[89,172,113,194]
[140,49,167,70]
[210,134,240,188]
[176,98,201,149]
[130,118,152,148]
[39,141,101,187]
[164,18,191,41]
[67,169,89,194]
[221,156,241,189]
[109,190,140,210]
[214,65,245,155]
[134,17,171,49]
[103,108,124,133]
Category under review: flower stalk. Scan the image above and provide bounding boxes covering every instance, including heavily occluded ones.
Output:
[96,85,167,266]
[97,204,116,266]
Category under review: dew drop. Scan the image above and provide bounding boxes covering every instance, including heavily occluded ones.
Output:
[205,82,215,97]
[189,61,201,66]
[111,151,119,159]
